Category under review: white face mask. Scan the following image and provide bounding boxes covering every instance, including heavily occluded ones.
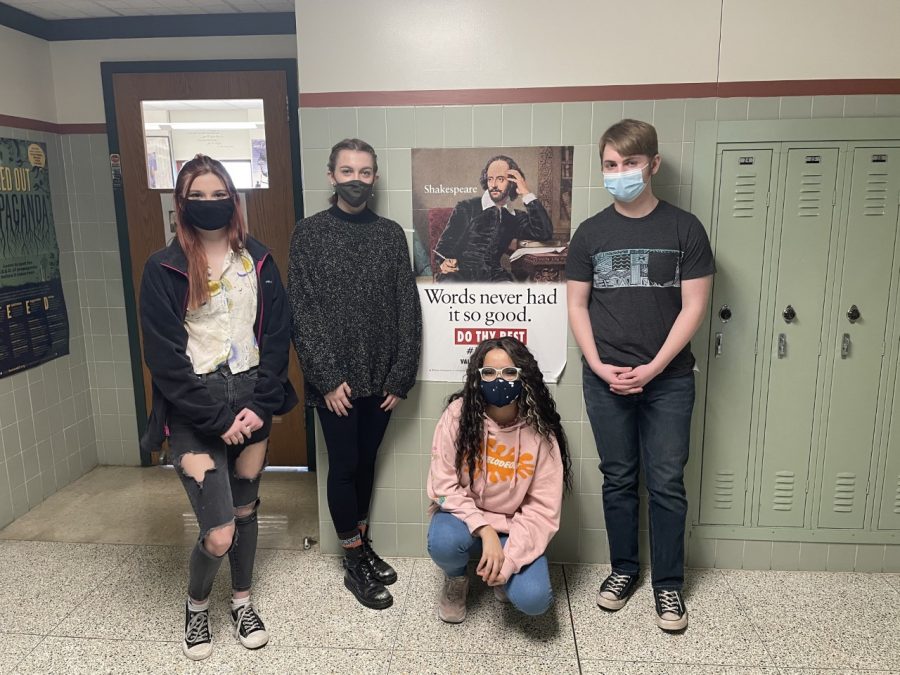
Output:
[603,164,648,203]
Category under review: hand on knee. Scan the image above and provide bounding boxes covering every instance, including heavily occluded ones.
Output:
[204,522,235,557]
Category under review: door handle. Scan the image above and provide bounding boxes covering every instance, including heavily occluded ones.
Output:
[782,305,796,324]
[719,305,732,323]
[715,332,723,357]
[778,333,787,359]
[847,305,860,323]
[841,333,851,359]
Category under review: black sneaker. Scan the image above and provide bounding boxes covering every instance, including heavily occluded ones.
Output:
[596,572,638,611]
[362,535,398,585]
[183,602,212,661]
[231,601,269,649]
[654,589,688,631]
[343,548,393,610]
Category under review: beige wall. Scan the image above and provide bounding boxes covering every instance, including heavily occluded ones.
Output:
[719,0,900,82]
[296,0,722,92]
[49,34,297,124]
[0,25,56,121]
[295,0,900,93]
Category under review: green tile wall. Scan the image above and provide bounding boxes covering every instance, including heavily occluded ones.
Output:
[300,95,900,571]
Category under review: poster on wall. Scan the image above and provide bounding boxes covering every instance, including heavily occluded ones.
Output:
[0,138,69,377]
[412,146,573,383]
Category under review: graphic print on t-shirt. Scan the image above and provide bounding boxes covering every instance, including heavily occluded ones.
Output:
[591,248,682,288]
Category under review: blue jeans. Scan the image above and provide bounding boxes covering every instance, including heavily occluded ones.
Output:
[427,510,553,616]
[583,365,694,590]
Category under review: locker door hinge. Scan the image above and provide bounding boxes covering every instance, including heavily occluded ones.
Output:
[765,191,770,207]
[817,341,822,355]
[866,480,871,495]
[883,342,887,356]
[286,96,290,119]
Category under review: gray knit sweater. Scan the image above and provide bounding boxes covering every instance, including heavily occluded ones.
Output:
[288,205,422,407]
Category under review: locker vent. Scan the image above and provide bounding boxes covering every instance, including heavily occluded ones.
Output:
[862,170,888,217]
[893,475,900,514]
[798,172,824,217]
[772,471,795,511]
[832,472,856,513]
[732,174,760,218]
[713,471,735,509]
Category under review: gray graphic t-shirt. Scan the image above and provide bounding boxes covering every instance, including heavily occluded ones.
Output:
[566,201,715,376]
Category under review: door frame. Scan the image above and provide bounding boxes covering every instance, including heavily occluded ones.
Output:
[100,58,305,467]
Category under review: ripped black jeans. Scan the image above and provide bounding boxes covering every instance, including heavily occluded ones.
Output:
[168,367,271,600]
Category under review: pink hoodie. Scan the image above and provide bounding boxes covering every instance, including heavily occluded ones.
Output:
[427,398,564,582]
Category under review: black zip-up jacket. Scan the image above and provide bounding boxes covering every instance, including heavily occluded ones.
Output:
[434,196,553,281]
[139,236,298,453]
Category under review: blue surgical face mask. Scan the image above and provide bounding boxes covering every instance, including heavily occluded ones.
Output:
[603,165,648,203]
[480,379,522,407]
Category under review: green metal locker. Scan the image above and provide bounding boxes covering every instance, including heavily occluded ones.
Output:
[699,148,774,525]
[757,147,841,527]
[818,147,900,529]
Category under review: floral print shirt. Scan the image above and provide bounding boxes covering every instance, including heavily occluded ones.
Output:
[185,248,259,375]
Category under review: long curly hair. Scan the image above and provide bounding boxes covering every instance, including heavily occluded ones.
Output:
[448,336,572,492]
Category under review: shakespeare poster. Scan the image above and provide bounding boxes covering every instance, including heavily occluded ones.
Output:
[0,138,69,377]
[412,146,573,382]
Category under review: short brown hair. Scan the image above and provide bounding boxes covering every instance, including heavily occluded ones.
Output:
[327,138,378,174]
[598,119,658,160]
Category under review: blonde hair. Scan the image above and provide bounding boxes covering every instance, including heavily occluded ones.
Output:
[599,118,659,160]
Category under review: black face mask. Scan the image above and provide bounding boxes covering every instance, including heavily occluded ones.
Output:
[334,180,373,208]
[184,198,235,231]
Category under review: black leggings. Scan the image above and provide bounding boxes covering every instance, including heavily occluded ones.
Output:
[317,396,392,541]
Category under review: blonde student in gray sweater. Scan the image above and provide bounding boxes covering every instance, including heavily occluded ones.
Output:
[288,138,422,610]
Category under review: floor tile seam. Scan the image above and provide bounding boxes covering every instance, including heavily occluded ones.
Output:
[39,543,140,638]
[560,565,583,674]
[875,574,900,598]
[387,558,427,673]
[23,635,182,645]
[718,567,781,668]
[384,649,580,663]
[7,633,50,674]
[0,537,181,550]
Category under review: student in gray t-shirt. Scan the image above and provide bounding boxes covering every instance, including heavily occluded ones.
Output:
[566,119,715,632]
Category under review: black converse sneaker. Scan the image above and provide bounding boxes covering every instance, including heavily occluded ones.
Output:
[362,535,398,585]
[231,601,269,649]
[183,601,212,661]
[654,589,688,631]
[596,572,638,611]
[343,547,393,610]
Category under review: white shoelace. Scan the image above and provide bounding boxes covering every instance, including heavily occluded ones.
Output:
[237,604,264,634]
[185,610,210,644]
[604,573,632,595]
[657,590,683,614]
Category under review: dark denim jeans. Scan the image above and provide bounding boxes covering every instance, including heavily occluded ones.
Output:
[583,365,695,590]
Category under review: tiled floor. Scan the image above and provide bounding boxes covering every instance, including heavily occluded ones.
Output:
[1,467,898,674]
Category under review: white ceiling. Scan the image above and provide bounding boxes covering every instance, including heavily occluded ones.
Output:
[5,0,295,20]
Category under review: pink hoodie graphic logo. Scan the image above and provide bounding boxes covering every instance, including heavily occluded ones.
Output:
[474,437,535,484]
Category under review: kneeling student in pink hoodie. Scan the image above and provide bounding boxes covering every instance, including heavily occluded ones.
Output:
[427,337,572,622]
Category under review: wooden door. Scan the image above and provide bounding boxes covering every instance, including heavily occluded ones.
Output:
[111,69,306,466]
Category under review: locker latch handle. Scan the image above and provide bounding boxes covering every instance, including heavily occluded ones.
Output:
[778,333,787,359]
[847,305,860,323]
[782,305,796,324]
[841,333,851,359]
[715,332,723,357]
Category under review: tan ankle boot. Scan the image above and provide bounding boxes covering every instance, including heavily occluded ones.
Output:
[438,574,469,623]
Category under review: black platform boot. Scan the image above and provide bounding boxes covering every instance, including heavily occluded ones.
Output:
[361,535,398,585]
[342,546,393,610]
